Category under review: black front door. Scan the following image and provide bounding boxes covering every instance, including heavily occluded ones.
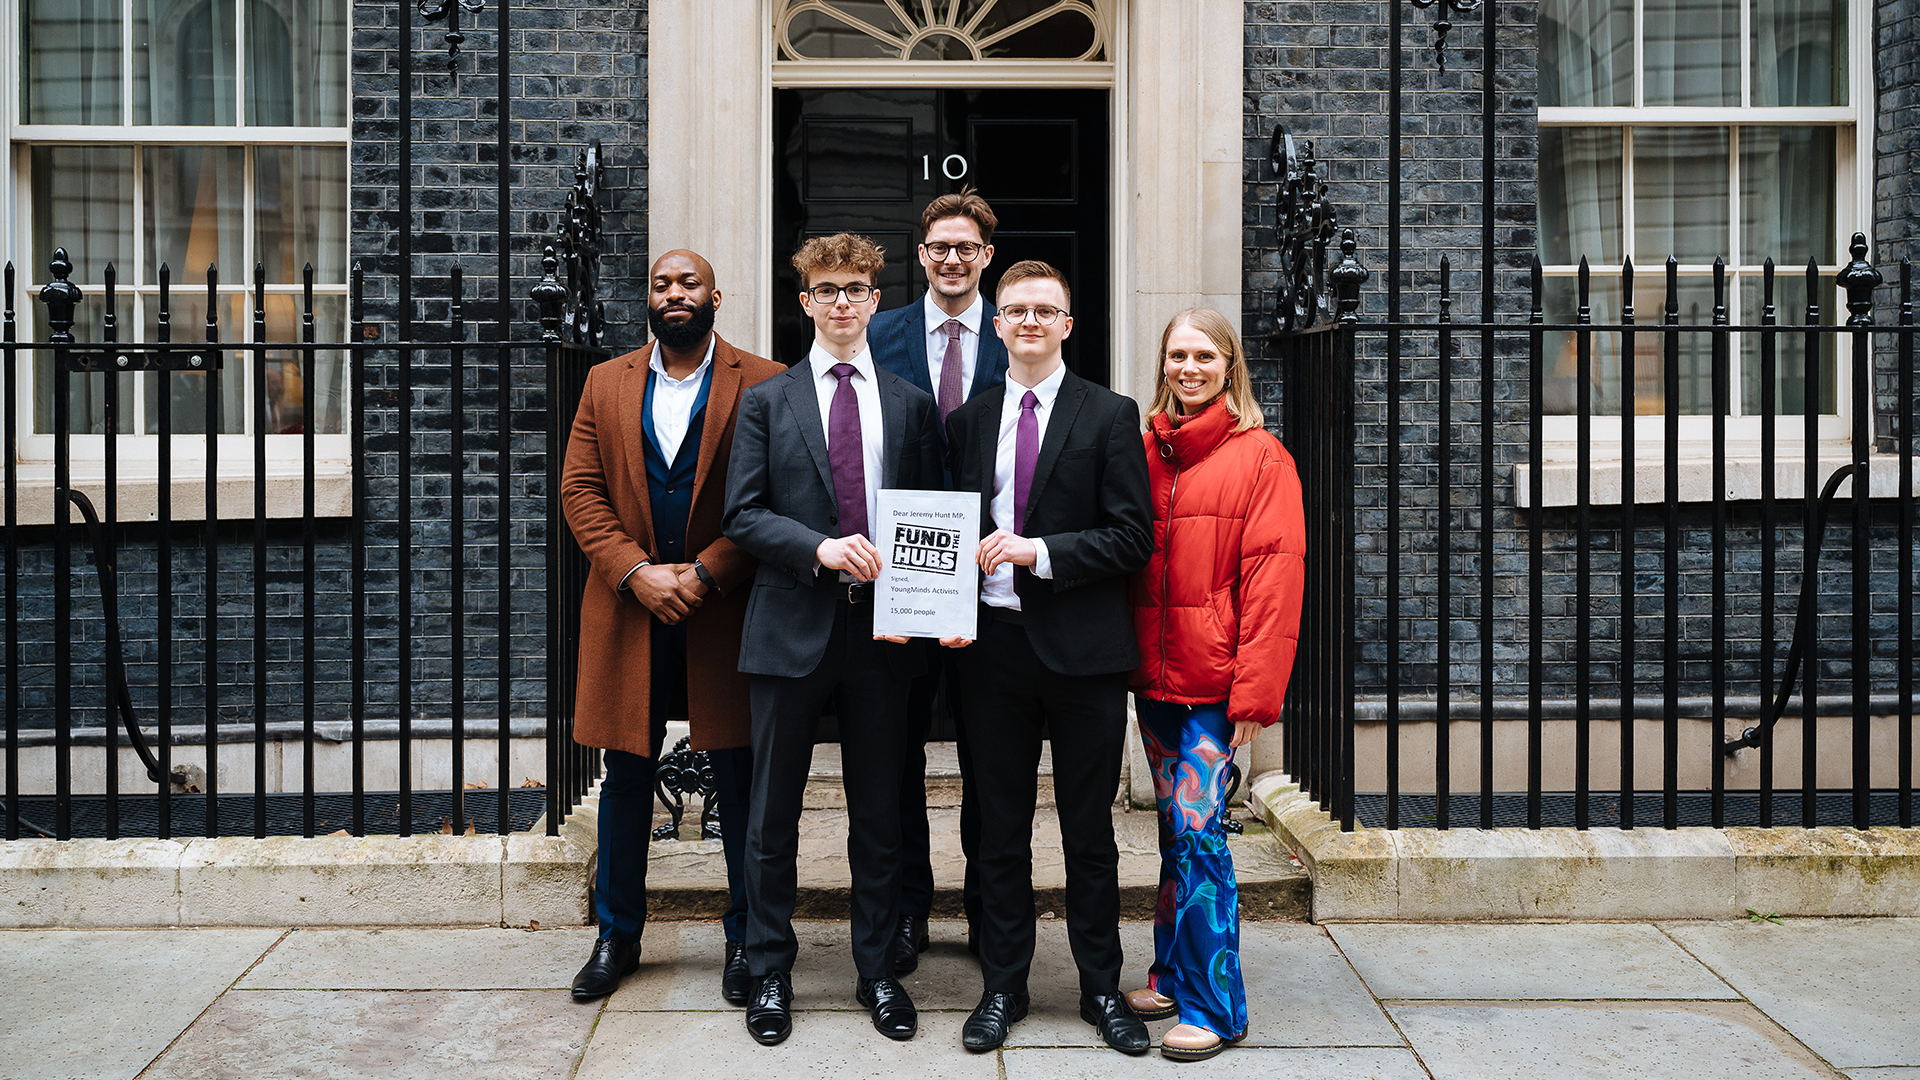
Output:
[773,88,1111,385]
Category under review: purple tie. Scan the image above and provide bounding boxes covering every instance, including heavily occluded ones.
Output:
[1014,390,1039,533]
[828,363,869,539]
[938,319,965,422]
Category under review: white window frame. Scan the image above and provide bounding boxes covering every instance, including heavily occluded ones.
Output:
[1524,0,1877,504]
[3,0,352,523]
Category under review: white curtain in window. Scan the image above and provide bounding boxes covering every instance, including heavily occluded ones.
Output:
[23,0,123,125]
[136,0,237,126]
[1538,0,1632,108]
[1752,0,1845,107]
[1643,0,1739,106]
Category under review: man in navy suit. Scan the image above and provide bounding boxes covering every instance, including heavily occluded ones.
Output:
[864,189,1007,973]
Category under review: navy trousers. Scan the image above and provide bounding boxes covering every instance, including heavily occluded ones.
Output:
[593,619,754,943]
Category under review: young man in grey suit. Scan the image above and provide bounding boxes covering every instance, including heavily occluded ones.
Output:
[863,188,1008,971]
[939,260,1155,1055]
[723,232,944,1047]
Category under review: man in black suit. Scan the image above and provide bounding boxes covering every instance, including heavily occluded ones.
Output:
[865,188,1009,970]
[939,260,1154,1054]
[723,232,943,1047]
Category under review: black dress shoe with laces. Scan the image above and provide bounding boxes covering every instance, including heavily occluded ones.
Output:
[746,970,794,1045]
[890,914,931,975]
[856,976,919,1040]
[961,989,1030,1052]
[1081,991,1151,1055]
[721,939,752,1006]
[570,937,640,1002]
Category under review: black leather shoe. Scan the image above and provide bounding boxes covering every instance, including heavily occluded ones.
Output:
[570,937,640,1002]
[722,939,752,1007]
[1081,991,1152,1055]
[961,989,1029,1052]
[891,915,930,975]
[856,976,919,1040]
[745,970,794,1046]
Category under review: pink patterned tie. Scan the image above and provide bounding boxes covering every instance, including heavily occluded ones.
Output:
[1014,390,1039,532]
[828,364,868,539]
[938,319,965,422]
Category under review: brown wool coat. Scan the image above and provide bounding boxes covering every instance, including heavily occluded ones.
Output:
[561,335,785,757]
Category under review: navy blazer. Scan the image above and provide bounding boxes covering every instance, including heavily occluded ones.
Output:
[867,295,1009,405]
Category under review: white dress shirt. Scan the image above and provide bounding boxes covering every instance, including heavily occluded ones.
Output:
[922,291,983,397]
[648,335,714,465]
[808,341,885,540]
[981,363,1062,611]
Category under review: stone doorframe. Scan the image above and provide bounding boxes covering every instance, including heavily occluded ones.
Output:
[648,0,1244,406]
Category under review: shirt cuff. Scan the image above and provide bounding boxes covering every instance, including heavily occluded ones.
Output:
[617,560,649,592]
[1031,538,1053,579]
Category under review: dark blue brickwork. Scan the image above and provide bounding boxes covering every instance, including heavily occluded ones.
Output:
[1874,0,1918,455]
[3,0,648,731]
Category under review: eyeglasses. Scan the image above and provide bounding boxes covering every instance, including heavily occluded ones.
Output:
[999,304,1068,326]
[922,241,983,262]
[805,283,875,304]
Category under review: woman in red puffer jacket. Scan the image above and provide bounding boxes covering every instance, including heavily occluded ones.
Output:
[1123,308,1305,1063]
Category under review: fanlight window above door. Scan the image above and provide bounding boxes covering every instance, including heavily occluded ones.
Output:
[777,0,1107,61]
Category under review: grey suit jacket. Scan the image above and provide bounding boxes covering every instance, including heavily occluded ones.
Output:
[723,359,944,678]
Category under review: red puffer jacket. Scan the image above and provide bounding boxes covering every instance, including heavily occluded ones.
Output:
[1129,399,1307,726]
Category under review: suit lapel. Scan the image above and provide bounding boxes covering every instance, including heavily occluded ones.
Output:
[1024,370,1086,521]
[619,348,658,551]
[909,302,937,397]
[971,300,1007,397]
[879,371,908,490]
[782,365,836,498]
[972,383,1007,505]
[690,336,741,505]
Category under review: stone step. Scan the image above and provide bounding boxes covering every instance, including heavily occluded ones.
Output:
[803,741,1053,809]
[641,803,1308,922]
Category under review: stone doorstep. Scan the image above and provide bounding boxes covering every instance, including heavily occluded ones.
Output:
[1248,771,1920,922]
[0,826,594,930]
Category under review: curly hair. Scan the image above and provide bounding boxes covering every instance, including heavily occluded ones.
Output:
[791,232,886,283]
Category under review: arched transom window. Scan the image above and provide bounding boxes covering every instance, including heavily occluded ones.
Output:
[777,0,1108,61]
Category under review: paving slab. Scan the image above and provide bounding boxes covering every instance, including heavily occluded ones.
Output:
[1661,919,1920,1069]
[1237,923,1405,1046]
[1843,1071,1920,1079]
[238,927,599,990]
[1002,1047,1430,1079]
[0,927,282,1080]
[1329,922,1739,1000]
[141,989,595,1080]
[576,1009,997,1080]
[1389,1001,1840,1080]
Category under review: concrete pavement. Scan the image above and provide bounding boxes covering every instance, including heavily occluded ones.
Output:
[5,916,1917,1079]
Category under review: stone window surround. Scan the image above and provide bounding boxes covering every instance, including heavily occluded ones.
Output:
[648,0,1244,409]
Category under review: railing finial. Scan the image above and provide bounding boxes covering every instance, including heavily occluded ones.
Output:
[40,247,81,345]
[1329,230,1369,325]
[1836,232,1882,327]
[532,246,567,343]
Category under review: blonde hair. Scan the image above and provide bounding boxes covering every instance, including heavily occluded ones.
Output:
[1147,308,1263,433]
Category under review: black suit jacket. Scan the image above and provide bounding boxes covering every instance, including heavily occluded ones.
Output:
[724,358,944,679]
[945,368,1153,677]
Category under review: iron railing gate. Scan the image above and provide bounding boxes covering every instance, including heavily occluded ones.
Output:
[1,2,610,841]
[1272,4,1918,833]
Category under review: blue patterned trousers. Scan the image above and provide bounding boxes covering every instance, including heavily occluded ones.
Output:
[1136,696,1247,1039]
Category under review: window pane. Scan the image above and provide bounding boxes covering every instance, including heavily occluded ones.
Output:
[1644,0,1739,106]
[140,293,246,434]
[1539,128,1623,265]
[135,0,237,126]
[32,147,135,284]
[266,294,348,434]
[1541,275,1625,415]
[144,147,245,285]
[1740,127,1836,266]
[1630,275,1721,415]
[1753,0,1846,107]
[22,0,123,124]
[256,147,348,283]
[1739,274,1837,416]
[32,296,136,435]
[786,10,901,58]
[247,0,348,126]
[1633,127,1730,264]
[1538,0,1632,107]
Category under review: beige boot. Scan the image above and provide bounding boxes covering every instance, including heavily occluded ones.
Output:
[1124,987,1176,1021]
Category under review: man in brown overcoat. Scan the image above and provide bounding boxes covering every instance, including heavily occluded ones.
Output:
[560,249,784,1004]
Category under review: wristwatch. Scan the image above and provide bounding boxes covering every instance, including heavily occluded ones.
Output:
[692,559,717,591]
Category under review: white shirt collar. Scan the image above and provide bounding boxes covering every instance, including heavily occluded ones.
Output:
[923,290,984,337]
[1005,360,1067,409]
[808,341,877,381]
[648,335,716,386]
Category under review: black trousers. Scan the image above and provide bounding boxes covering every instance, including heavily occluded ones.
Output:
[898,647,981,926]
[956,612,1128,997]
[743,600,910,981]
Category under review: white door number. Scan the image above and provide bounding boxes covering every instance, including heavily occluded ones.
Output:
[922,154,970,181]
